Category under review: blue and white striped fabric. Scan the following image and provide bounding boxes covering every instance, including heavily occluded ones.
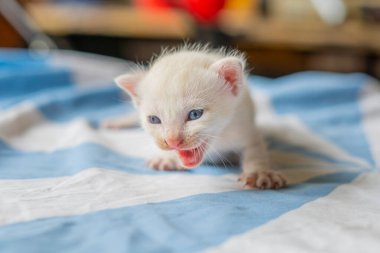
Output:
[1,49,379,253]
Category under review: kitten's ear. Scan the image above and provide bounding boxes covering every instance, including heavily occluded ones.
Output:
[210,57,244,96]
[114,72,145,105]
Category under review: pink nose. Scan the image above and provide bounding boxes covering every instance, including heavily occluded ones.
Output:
[165,138,183,149]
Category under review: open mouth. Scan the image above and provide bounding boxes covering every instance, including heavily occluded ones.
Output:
[176,142,207,168]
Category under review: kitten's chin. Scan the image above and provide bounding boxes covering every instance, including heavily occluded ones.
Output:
[176,143,207,168]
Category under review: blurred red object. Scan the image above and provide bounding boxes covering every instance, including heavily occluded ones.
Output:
[182,0,226,24]
[134,0,171,9]
[135,0,227,24]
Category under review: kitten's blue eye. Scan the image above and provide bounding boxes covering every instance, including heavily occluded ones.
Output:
[148,115,161,124]
[188,109,203,121]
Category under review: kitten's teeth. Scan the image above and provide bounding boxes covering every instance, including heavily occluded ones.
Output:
[177,144,206,168]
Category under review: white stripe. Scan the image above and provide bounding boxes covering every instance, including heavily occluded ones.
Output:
[205,172,380,253]
[0,168,238,226]
[360,79,380,167]
[0,107,159,158]
[0,164,347,226]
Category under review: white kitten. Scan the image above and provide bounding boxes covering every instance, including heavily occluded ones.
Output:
[105,45,286,189]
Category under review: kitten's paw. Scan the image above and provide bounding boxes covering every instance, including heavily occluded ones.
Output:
[146,156,184,171]
[239,171,287,189]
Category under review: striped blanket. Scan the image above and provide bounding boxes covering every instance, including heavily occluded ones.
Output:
[1,49,379,253]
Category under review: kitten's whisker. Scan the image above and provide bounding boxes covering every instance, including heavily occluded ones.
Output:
[205,143,232,169]
[198,133,220,140]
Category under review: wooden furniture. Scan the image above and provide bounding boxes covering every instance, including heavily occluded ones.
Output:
[23,1,380,78]
[0,14,25,47]
[26,2,194,39]
[219,10,380,77]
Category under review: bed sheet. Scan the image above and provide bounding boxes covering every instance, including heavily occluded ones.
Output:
[0,49,379,253]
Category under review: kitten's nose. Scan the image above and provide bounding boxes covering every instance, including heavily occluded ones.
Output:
[165,138,184,149]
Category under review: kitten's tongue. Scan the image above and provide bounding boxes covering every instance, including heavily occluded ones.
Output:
[177,147,204,168]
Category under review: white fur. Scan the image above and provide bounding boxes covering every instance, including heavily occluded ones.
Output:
[106,45,286,189]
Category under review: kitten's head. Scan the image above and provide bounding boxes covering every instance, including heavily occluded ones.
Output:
[115,53,245,168]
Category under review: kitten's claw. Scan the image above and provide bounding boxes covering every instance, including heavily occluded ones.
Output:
[147,156,184,171]
[239,171,287,190]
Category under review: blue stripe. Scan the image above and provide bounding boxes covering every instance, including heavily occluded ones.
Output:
[0,49,49,68]
[250,72,375,165]
[0,130,367,180]
[0,67,73,98]
[0,49,73,98]
[0,172,359,253]
[2,135,365,180]
[36,85,129,124]
[0,141,240,179]
[0,141,145,179]
[0,85,132,126]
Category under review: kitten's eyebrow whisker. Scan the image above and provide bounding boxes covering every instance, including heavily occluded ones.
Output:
[200,133,219,138]
[198,133,220,142]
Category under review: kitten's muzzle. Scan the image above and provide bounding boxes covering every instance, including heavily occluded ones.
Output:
[164,138,184,149]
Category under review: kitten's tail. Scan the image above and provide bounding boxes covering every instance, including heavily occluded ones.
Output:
[101,112,140,129]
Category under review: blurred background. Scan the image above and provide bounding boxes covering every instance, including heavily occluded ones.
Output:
[1,0,380,78]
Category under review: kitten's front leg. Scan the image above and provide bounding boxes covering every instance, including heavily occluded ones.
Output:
[147,151,184,171]
[240,134,287,189]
